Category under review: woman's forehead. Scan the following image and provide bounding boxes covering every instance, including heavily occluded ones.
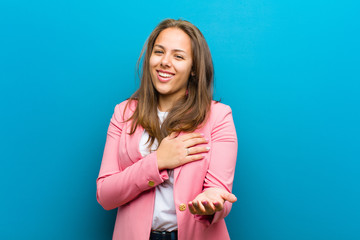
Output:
[154,28,192,54]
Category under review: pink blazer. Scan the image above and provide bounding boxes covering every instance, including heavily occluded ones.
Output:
[96,100,238,240]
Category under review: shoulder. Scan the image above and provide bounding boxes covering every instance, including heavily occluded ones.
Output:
[210,100,233,116]
[113,99,138,121]
[202,100,235,127]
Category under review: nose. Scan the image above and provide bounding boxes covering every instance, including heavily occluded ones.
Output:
[160,54,171,68]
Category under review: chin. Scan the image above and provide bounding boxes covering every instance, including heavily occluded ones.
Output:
[156,90,172,95]
[154,85,171,94]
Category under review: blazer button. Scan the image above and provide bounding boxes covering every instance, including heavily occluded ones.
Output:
[148,180,155,187]
[179,203,186,211]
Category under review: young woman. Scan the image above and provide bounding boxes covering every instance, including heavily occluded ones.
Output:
[96,19,238,240]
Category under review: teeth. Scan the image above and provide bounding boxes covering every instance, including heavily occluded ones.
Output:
[158,71,173,78]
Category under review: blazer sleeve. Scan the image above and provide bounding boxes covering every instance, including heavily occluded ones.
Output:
[96,102,169,210]
[195,104,238,224]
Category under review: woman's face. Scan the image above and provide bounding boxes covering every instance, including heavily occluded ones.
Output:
[150,27,193,105]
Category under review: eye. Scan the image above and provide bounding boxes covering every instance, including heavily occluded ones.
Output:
[175,55,184,60]
[154,50,164,54]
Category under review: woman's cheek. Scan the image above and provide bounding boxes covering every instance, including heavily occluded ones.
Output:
[149,55,160,67]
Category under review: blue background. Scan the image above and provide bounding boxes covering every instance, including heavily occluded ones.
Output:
[1,0,359,239]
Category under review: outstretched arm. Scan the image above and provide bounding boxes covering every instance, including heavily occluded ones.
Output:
[188,104,238,223]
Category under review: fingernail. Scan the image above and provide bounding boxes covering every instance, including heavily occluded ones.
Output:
[200,133,204,136]
[206,146,210,151]
[214,202,219,206]
[202,201,208,206]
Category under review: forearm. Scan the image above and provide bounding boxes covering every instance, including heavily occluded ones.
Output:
[97,151,168,210]
[196,105,238,224]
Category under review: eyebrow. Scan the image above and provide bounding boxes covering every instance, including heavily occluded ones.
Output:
[154,44,187,53]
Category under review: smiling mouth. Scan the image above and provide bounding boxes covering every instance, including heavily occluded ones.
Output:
[159,72,173,77]
[157,70,175,82]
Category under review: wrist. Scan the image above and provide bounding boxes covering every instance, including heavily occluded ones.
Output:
[156,151,165,170]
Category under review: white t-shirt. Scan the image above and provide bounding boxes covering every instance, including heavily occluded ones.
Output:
[139,110,177,231]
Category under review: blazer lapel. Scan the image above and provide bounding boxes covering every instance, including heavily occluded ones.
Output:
[125,123,144,163]
[174,165,183,184]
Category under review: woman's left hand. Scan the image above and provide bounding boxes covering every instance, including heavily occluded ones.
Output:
[188,188,237,215]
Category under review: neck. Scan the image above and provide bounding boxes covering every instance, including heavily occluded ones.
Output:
[158,96,174,112]
[158,91,185,112]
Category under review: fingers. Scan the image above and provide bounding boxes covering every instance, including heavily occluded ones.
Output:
[187,146,210,155]
[168,132,209,151]
[188,200,215,215]
[183,154,205,164]
[159,132,209,170]
[188,189,237,216]
[189,199,224,215]
[221,192,237,203]
[204,188,237,204]
[179,148,208,166]
[168,131,180,139]
[214,201,225,211]
[188,201,197,214]
[184,137,208,148]
[202,200,216,213]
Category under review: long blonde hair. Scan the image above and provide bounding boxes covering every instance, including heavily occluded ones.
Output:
[125,19,214,147]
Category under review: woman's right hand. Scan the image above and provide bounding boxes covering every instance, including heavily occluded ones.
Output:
[156,132,210,170]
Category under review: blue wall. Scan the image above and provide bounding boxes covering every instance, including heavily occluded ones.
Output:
[1,0,359,239]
